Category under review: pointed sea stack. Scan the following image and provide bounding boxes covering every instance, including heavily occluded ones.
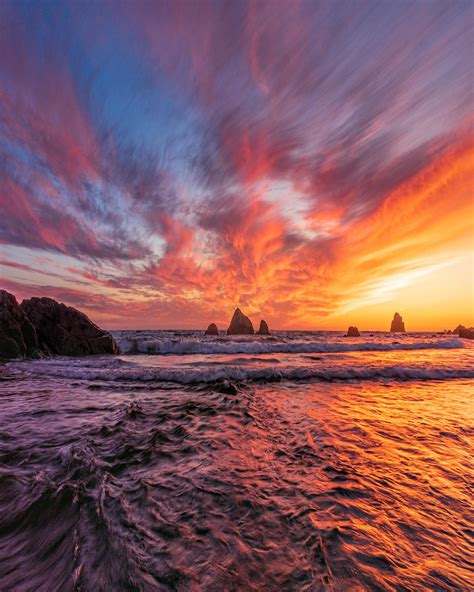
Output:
[0,290,39,359]
[345,326,360,337]
[257,320,270,335]
[227,308,254,335]
[205,323,219,336]
[390,312,405,333]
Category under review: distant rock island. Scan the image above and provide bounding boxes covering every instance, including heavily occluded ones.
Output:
[458,327,474,339]
[0,290,119,359]
[205,309,271,336]
[204,323,219,336]
[227,308,255,335]
[390,312,406,332]
[346,326,360,337]
[218,308,271,336]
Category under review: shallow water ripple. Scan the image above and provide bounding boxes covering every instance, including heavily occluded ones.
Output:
[0,332,473,590]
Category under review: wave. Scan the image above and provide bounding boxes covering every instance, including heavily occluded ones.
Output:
[11,360,474,384]
[117,337,464,356]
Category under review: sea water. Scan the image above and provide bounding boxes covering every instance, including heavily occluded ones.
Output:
[1,331,472,590]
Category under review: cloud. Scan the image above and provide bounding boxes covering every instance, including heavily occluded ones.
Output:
[1,0,473,328]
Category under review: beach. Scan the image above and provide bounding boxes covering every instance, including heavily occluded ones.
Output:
[1,331,472,591]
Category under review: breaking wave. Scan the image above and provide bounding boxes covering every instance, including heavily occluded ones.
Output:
[117,337,464,356]
[8,359,474,385]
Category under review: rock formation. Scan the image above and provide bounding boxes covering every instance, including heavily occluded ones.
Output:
[390,312,405,332]
[453,325,465,335]
[345,326,360,337]
[227,308,254,335]
[205,323,219,336]
[20,296,119,356]
[458,327,474,339]
[257,320,270,335]
[0,290,39,359]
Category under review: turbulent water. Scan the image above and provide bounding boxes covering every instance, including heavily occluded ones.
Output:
[1,331,473,591]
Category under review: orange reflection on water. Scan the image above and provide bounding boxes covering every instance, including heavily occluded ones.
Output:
[213,371,473,590]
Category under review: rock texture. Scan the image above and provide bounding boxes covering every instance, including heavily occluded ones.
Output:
[0,290,39,359]
[458,327,474,339]
[205,323,219,336]
[453,325,465,335]
[390,312,406,333]
[346,326,360,337]
[21,297,119,356]
[257,320,270,335]
[227,308,254,335]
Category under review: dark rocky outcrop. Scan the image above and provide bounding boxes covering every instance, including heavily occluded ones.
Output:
[205,323,219,336]
[227,308,254,335]
[345,326,360,337]
[459,327,474,339]
[0,290,39,359]
[453,325,465,335]
[20,297,119,356]
[257,320,270,335]
[390,312,406,332]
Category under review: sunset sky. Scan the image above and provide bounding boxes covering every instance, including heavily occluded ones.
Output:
[1,0,473,330]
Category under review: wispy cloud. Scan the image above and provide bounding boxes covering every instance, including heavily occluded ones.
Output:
[1,0,472,328]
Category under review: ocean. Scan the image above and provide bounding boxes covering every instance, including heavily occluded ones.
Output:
[1,330,473,591]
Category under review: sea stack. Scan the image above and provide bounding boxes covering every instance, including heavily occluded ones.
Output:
[205,323,219,336]
[227,308,254,335]
[20,296,119,356]
[390,312,405,333]
[257,320,270,335]
[459,327,474,339]
[346,326,360,337]
[453,325,465,335]
[0,290,39,359]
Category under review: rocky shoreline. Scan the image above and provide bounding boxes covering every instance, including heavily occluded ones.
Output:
[0,290,119,359]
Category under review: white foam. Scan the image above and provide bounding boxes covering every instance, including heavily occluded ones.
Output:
[117,337,464,356]
[9,360,474,384]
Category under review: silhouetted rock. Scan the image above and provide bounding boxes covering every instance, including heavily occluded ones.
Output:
[227,308,254,335]
[345,326,360,337]
[257,320,270,335]
[0,290,38,359]
[390,312,405,332]
[205,323,219,336]
[459,327,474,339]
[21,297,119,356]
[453,325,465,335]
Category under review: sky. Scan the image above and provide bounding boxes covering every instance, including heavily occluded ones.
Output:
[0,0,473,331]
